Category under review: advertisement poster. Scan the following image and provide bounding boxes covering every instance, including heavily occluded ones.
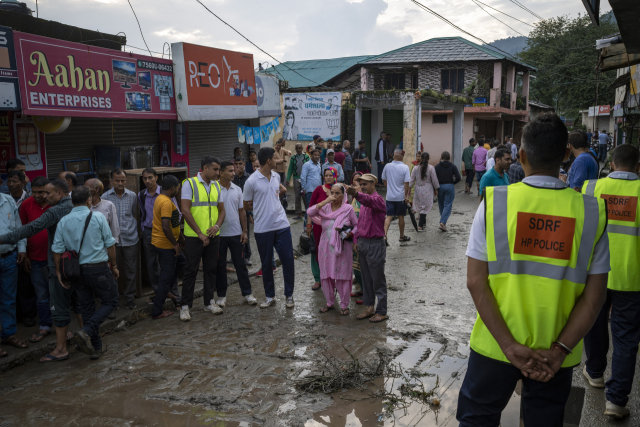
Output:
[0,26,21,111]
[255,73,280,117]
[13,31,177,119]
[252,127,262,145]
[237,117,279,145]
[282,92,341,141]
[171,42,258,121]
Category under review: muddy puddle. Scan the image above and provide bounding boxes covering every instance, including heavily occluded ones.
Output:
[305,335,522,427]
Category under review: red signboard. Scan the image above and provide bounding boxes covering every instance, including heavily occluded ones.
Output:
[598,105,610,115]
[13,32,177,119]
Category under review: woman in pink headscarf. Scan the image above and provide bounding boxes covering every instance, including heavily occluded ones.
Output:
[307,183,358,315]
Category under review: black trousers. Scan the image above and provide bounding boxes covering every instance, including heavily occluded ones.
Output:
[216,235,252,297]
[244,212,252,260]
[181,235,220,307]
[457,350,573,426]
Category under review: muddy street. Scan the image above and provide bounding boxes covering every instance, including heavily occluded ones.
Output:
[0,184,635,426]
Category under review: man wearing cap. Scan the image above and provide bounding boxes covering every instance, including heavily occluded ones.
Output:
[346,174,388,323]
[322,149,344,183]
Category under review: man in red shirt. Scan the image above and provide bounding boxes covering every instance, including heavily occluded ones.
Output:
[18,177,52,343]
[334,143,346,168]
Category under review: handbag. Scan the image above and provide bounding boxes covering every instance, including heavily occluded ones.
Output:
[60,212,92,282]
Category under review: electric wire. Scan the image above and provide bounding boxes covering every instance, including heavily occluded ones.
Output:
[508,0,543,20]
[472,0,535,27]
[126,0,154,59]
[471,0,528,37]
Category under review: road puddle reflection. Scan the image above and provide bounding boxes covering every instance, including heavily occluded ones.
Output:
[306,335,522,426]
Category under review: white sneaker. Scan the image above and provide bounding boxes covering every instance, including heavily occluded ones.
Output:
[583,365,605,388]
[245,294,258,305]
[259,298,276,308]
[179,307,191,322]
[605,401,630,419]
[205,300,223,315]
[285,296,295,308]
[216,297,226,308]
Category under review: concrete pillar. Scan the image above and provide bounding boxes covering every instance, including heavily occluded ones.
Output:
[417,101,422,157]
[522,72,530,111]
[506,66,516,95]
[493,62,503,89]
[452,106,464,169]
[402,95,416,168]
[371,108,384,178]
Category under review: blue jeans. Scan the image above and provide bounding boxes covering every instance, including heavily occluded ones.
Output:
[152,246,186,317]
[584,289,640,407]
[74,264,120,351]
[0,251,18,340]
[254,227,295,298]
[437,183,455,225]
[457,350,573,426]
[31,260,52,330]
[599,143,607,161]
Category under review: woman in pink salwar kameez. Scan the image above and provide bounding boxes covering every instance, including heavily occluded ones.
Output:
[307,184,358,315]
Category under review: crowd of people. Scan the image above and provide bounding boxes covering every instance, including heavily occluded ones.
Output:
[0,113,638,422]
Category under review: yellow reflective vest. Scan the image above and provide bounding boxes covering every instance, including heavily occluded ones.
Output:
[471,183,607,367]
[182,176,221,237]
[583,173,640,292]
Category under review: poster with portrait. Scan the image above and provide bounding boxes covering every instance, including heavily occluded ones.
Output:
[252,127,262,145]
[237,124,246,143]
[245,126,254,144]
[282,92,341,141]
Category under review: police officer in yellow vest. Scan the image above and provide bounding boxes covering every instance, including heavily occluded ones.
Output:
[582,144,640,419]
[457,114,611,426]
[179,156,226,322]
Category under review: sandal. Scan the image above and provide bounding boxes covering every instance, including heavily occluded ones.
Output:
[369,314,388,323]
[355,299,363,305]
[399,236,411,242]
[312,282,321,291]
[417,227,424,232]
[1,335,29,349]
[340,308,350,316]
[29,330,51,343]
[39,353,69,363]
[350,292,363,297]
[152,310,174,320]
[357,311,375,320]
[319,305,334,313]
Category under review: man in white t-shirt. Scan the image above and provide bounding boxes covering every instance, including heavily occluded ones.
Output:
[381,149,411,242]
[217,160,257,307]
[243,147,295,309]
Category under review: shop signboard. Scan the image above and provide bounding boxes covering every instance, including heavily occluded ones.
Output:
[0,25,21,111]
[13,31,177,119]
[255,73,280,117]
[588,105,611,116]
[282,92,341,141]
[171,42,258,121]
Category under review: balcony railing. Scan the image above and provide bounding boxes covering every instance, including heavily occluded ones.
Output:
[500,91,511,109]
[516,94,527,111]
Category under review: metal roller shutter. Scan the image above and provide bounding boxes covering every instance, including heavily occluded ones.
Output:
[383,109,404,149]
[45,117,159,179]
[186,120,251,177]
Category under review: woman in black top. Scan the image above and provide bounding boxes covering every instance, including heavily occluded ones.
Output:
[434,151,461,232]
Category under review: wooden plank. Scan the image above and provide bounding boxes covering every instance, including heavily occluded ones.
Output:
[600,53,640,72]
[601,43,627,58]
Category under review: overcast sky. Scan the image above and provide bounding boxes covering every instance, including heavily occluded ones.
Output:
[28,0,611,65]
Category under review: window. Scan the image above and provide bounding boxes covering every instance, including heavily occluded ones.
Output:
[384,73,405,90]
[411,74,419,89]
[433,114,448,124]
[441,69,465,93]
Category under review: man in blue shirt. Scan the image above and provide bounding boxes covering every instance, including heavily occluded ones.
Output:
[52,186,119,360]
[568,131,599,191]
[0,190,27,354]
[587,129,592,144]
[0,159,31,196]
[479,149,511,198]
[300,148,322,226]
[598,130,609,162]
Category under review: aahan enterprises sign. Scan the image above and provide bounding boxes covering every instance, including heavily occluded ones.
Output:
[13,31,176,119]
[282,92,341,141]
[171,42,258,121]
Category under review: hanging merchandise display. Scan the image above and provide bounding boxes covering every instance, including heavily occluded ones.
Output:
[282,92,341,141]
[236,116,280,145]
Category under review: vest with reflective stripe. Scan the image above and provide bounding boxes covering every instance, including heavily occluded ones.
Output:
[583,176,640,291]
[183,177,221,237]
[470,183,607,367]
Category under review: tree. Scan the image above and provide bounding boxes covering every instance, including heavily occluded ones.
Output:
[517,13,619,120]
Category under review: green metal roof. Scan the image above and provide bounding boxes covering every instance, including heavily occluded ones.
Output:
[364,36,537,71]
[262,55,374,89]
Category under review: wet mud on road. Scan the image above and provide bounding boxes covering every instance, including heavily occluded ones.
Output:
[1,185,636,426]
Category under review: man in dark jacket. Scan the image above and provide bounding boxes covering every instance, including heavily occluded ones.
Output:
[0,178,74,362]
[374,132,388,185]
[434,151,461,232]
